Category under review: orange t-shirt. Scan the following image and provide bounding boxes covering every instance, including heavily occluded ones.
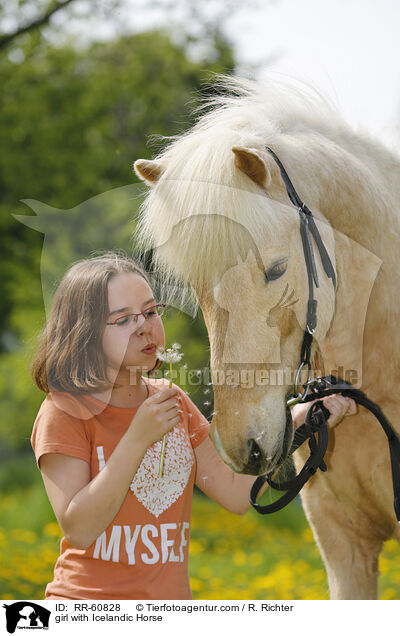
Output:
[30,376,210,600]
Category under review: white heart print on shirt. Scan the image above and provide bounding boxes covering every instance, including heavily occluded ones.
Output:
[129,422,194,518]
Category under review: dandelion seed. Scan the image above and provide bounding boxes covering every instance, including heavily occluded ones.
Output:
[204,401,211,406]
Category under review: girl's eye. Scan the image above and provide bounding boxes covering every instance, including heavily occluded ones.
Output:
[265,260,288,282]
[116,317,129,326]
[144,310,156,318]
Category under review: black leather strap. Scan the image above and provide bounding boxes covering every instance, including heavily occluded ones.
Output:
[250,401,330,514]
[265,145,336,292]
[250,376,400,522]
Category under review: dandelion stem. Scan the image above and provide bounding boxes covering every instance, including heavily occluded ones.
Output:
[158,360,173,477]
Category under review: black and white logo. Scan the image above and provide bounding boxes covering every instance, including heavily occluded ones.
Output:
[2,602,51,633]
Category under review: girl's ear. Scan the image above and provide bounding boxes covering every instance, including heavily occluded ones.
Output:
[134,159,166,185]
[232,146,274,189]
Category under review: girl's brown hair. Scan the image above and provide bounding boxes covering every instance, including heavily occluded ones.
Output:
[31,250,163,394]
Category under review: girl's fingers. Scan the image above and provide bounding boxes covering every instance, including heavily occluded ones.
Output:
[322,394,357,427]
[347,398,358,415]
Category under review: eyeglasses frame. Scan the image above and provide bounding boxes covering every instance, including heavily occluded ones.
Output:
[105,303,166,327]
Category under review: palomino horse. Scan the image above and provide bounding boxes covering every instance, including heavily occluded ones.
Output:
[134,76,400,599]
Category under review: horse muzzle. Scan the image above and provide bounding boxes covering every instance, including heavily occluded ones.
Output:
[210,405,294,476]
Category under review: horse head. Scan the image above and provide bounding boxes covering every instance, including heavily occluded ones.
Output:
[135,139,336,475]
[133,77,347,474]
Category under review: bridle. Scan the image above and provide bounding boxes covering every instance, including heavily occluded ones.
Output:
[249,146,400,522]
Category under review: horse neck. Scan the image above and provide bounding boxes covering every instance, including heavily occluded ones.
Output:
[289,130,400,390]
[280,130,400,257]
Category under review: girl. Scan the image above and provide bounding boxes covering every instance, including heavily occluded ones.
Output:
[30,250,356,600]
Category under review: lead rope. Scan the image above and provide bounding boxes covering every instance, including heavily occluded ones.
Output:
[249,148,400,522]
[250,376,400,521]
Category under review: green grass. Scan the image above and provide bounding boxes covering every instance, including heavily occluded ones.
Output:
[0,470,399,600]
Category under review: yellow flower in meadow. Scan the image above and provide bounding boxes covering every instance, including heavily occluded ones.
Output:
[311,569,325,583]
[199,566,212,578]
[293,560,310,575]
[233,550,247,566]
[301,527,314,542]
[384,539,398,554]
[380,556,390,575]
[252,574,276,590]
[390,571,400,584]
[190,578,204,592]
[10,529,37,544]
[209,577,223,590]
[189,540,205,555]
[44,522,62,537]
[381,588,397,599]
[249,552,263,567]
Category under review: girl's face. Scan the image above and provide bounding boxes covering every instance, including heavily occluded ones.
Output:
[102,272,165,376]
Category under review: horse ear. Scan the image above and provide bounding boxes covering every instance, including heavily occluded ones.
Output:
[134,159,165,184]
[232,146,271,189]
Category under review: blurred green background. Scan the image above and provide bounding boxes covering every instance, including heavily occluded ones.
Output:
[0,0,399,601]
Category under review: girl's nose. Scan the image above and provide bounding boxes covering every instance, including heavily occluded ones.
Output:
[134,315,149,335]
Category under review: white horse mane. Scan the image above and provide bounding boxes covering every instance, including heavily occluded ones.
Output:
[135,74,399,316]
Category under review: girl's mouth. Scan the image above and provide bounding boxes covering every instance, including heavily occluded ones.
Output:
[142,344,156,354]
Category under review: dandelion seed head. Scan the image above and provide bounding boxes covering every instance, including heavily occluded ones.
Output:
[156,345,184,363]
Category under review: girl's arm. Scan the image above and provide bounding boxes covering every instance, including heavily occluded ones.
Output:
[194,394,357,515]
[40,387,180,549]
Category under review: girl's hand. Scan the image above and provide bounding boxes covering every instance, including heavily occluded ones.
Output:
[129,387,182,450]
[292,393,357,429]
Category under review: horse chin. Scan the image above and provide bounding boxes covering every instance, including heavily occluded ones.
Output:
[248,404,294,476]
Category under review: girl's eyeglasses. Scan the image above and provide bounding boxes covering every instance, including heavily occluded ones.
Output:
[106,303,166,329]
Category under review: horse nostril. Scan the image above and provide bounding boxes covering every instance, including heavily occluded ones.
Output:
[247,438,263,469]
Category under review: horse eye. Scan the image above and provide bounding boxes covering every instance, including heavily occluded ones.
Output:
[265,260,288,282]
